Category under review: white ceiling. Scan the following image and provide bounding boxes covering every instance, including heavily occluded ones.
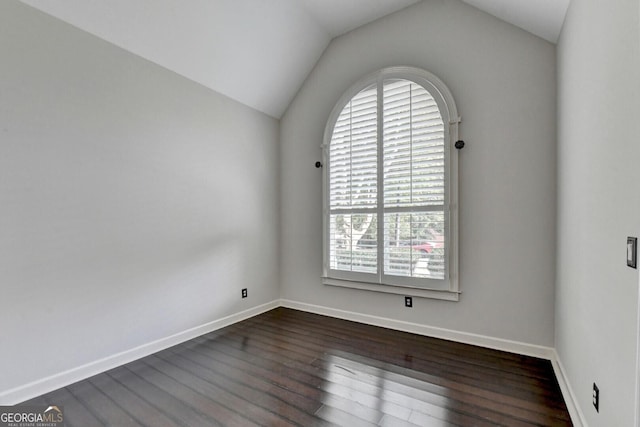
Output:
[19,0,569,119]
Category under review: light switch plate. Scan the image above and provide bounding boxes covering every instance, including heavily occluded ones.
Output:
[628,237,637,269]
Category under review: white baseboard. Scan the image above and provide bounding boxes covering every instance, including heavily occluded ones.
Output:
[279,299,555,360]
[550,349,587,427]
[0,300,279,405]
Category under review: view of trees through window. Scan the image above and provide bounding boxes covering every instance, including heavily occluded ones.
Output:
[328,78,446,282]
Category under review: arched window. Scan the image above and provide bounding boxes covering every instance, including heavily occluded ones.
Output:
[322,67,460,300]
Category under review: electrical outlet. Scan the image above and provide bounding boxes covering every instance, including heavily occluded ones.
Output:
[404,296,412,307]
[593,383,599,412]
[241,288,248,298]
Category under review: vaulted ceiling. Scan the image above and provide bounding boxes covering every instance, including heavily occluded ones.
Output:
[19,0,569,118]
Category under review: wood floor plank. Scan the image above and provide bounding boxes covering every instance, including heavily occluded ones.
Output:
[20,387,104,427]
[124,360,260,427]
[140,355,298,427]
[48,387,105,427]
[319,394,385,424]
[264,308,554,378]
[157,347,330,426]
[315,404,379,427]
[108,365,222,427]
[320,352,571,425]
[66,379,143,427]
[269,308,553,376]
[319,362,524,426]
[218,320,568,423]
[188,336,326,398]
[379,414,422,427]
[229,318,564,422]
[88,373,183,427]
[408,409,463,427]
[22,307,572,426]
[244,313,560,396]
[192,310,566,427]
[242,314,566,406]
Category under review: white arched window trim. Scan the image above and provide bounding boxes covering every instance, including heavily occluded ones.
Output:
[321,66,460,301]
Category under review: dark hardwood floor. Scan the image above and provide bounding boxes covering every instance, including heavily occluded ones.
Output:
[22,308,572,426]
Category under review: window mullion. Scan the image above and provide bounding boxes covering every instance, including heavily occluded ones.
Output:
[383,205,445,214]
[376,77,384,282]
[349,100,353,208]
[410,83,413,207]
[409,84,413,271]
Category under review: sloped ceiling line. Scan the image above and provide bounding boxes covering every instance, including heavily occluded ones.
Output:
[19,0,569,118]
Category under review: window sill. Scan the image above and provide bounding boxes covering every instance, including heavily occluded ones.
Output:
[322,277,460,302]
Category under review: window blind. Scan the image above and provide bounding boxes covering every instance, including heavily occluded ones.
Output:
[328,77,447,283]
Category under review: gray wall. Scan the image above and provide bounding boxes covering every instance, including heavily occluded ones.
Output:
[0,0,279,397]
[556,0,640,425]
[280,0,557,346]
